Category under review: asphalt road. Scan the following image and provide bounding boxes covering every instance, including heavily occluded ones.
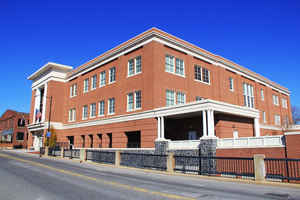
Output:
[0,150,299,200]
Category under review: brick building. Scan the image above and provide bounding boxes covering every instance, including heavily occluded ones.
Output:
[0,110,29,149]
[27,28,296,155]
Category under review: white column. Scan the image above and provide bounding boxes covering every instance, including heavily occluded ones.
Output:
[161,116,165,139]
[42,83,48,122]
[207,109,215,138]
[34,89,41,123]
[202,110,207,137]
[157,117,161,139]
[254,118,260,137]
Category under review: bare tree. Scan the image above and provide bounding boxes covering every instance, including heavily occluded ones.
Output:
[292,106,300,124]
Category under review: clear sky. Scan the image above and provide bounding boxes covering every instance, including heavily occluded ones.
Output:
[0,0,299,116]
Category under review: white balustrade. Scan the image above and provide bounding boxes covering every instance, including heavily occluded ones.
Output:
[217,135,284,149]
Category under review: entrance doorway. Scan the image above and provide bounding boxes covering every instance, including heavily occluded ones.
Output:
[67,136,74,149]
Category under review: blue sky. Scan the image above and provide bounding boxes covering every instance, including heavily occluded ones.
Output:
[0,0,299,116]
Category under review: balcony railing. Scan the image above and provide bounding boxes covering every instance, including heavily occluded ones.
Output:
[217,136,285,149]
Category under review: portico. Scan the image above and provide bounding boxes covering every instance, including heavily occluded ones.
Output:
[155,99,260,149]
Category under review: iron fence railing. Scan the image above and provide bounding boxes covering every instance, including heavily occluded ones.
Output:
[265,158,300,181]
[86,150,115,164]
[174,156,254,178]
[64,149,80,159]
[120,153,167,171]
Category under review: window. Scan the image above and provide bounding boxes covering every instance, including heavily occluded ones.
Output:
[196,96,203,101]
[176,92,186,104]
[194,65,210,84]
[165,55,185,76]
[282,98,288,109]
[16,132,24,141]
[261,89,264,101]
[128,59,134,76]
[262,111,267,123]
[91,75,97,90]
[275,115,281,126]
[68,108,76,122]
[127,56,142,77]
[243,83,254,108]
[273,95,279,106]
[98,100,105,116]
[70,84,77,97]
[165,55,174,73]
[127,93,134,111]
[166,90,175,106]
[90,103,96,118]
[135,56,141,73]
[175,58,184,76]
[127,91,142,111]
[229,77,234,91]
[135,91,141,109]
[108,98,115,114]
[100,71,106,87]
[18,118,26,127]
[82,105,88,120]
[83,78,89,93]
[109,67,116,83]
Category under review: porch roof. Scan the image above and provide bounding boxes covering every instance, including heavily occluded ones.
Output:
[154,99,260,119]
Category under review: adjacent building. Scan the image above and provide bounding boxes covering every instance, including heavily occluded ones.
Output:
[27,28,293,151]
[0,110,29,149]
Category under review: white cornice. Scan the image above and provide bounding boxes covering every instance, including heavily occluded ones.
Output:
[29,99,260,131]
[28,62,73,80]
[260,124,282,131]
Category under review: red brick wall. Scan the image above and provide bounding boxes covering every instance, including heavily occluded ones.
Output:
[286,134,300,158]
[0,110,29,149]
[55,118,157,148]
[216,147,286,158]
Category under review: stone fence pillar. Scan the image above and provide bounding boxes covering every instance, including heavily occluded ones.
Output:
[115,151,121,167]
[167,152,175,173]
[80,149,86,162]
[254,154,266,182]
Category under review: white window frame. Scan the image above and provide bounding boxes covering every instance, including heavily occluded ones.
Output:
[273,95,279,106]
[127,92,134,112]
[83,78,89,93]
[82,105,88,120]
[243,83,255,108]
[229,77,234,92]
[261,89,264,101]
[194,65,210,85]
[108,98,115,115]
[68,108,76,122]
[109,67,116,84]
[99,71,106,87]
[135,91,142,110]
[70,84,77,97]
[165,55,185,77]
[175,58,185,76]
[282,98,288,109]
[274,115,281,126]
[127,56,142,78]
[262,111,267,123]
[176,92,186,105]
[90,103,96,118]
[98,100,105,116]
[91,75,97,90]
[166,90,175,107]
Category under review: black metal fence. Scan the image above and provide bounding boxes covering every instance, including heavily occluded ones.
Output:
[265,158,300,181]
[86,150,115,164]
[64,149,80,159]
[48,146,61,157]
[174,156,254,178]
[120,153,167,171]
